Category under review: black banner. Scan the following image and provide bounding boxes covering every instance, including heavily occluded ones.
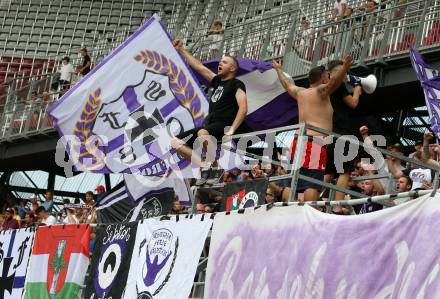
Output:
[221,178,268,212]
[97,186,174,223]
[84,222,138,299]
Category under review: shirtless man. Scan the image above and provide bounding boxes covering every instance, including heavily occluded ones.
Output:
[271,55,352,201]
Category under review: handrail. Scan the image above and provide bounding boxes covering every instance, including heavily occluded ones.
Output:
[306,124,440,171]
[220,122,440,203]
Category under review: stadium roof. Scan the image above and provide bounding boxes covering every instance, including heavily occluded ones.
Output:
[8,171,123,202]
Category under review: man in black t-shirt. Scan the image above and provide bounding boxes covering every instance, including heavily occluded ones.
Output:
[325,60,362,208]
[171,39,248,166]
[78,48,91,76]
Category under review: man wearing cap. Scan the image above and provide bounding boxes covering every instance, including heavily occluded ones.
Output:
[3,208,20,230]
[94,185,105,203]
[95,185,105,194]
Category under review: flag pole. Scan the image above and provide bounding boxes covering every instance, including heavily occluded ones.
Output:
[186,179,197,214]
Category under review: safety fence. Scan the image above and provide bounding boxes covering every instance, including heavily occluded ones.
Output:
[185,122,440,297]
[190,122,440,214]
[192,0,440,77]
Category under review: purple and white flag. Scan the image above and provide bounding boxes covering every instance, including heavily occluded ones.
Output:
[206,194,440,298]
[49,15,209,176]
[410,48,440,137]
[198,58,298,131]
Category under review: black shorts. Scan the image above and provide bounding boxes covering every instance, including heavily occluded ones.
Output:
[325,138,356,175]
[297,168,324,192]
[177,118,250,149]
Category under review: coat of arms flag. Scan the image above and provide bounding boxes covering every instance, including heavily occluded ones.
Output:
[23,225,90,299]
[48,14,209,178]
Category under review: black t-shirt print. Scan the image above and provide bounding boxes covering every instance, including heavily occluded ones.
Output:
[208,75,246,124]
[330,83,363,136]
[81,55,91,75]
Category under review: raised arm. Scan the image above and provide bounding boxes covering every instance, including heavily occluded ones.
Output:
[272,60,304,99]
[173,39,216,83]
[422,131,440,167]
[318,55,352,98]
[342,85,362,109]
[224,88,248,136]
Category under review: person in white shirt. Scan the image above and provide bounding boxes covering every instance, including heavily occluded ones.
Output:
[207,21,224,58]
[63,208,79,224]
[36,206,57,226]
[334,0,348,18]
[52,56,74,92]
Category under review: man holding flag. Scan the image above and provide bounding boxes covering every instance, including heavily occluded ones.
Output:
[171,39,249,167]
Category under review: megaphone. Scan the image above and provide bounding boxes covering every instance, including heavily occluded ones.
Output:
[347,74,377,94]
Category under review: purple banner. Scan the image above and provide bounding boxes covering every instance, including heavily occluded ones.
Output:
[410,49,440,137]
[206,194,440,298]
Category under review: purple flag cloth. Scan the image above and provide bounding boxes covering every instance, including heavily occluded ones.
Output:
[206,194,440,298]
[194,57,298,130]
[410,48,440,136]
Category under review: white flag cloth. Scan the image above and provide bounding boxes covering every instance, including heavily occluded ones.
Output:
[123,214,212,299]
[123,173,193,203]
[48,14,209,176]
[0,228,35,299]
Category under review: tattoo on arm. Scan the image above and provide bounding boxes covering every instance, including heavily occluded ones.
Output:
[275,68,300,97]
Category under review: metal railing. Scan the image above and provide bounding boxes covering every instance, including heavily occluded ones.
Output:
[194,122,440,204]
[190,0,440,77]
[0,88,68,140]
[185,121,440,298]
[285,0,440,76]
[2,1,440,142]
[186,120,440,298]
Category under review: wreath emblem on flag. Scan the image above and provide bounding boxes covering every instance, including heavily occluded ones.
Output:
[73,50,206,173]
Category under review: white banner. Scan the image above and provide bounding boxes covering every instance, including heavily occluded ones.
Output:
[123,214,212,299]
[49,14,209,177]
[0,228,35,299]
[206,194,440,299]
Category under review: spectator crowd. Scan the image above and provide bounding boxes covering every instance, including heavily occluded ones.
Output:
[2,127,436,225]
[185,125,439,216]
[0,186,103,231]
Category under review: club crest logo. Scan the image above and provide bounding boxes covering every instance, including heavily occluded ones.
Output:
[138,228,178,298]
[47,240,67,295]
[123,197,164,223]
[94,224,132,297]
[226,190,259,211]
[211,86,224,103]
[72,50,207,174]
[239,191,259,209]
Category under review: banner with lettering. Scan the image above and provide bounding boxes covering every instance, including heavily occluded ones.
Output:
[96,181,174,223]
[84,222,138,299]
[48,14,209,177]
[23,225,90,299]
[410,48,440,138]
[123,214,212,299]
[221,178,268,211]
[0,228,35,299]
[206,193,440,298]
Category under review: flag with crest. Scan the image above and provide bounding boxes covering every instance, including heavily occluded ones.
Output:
[23,225,89,299]
[48,14,209,178]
